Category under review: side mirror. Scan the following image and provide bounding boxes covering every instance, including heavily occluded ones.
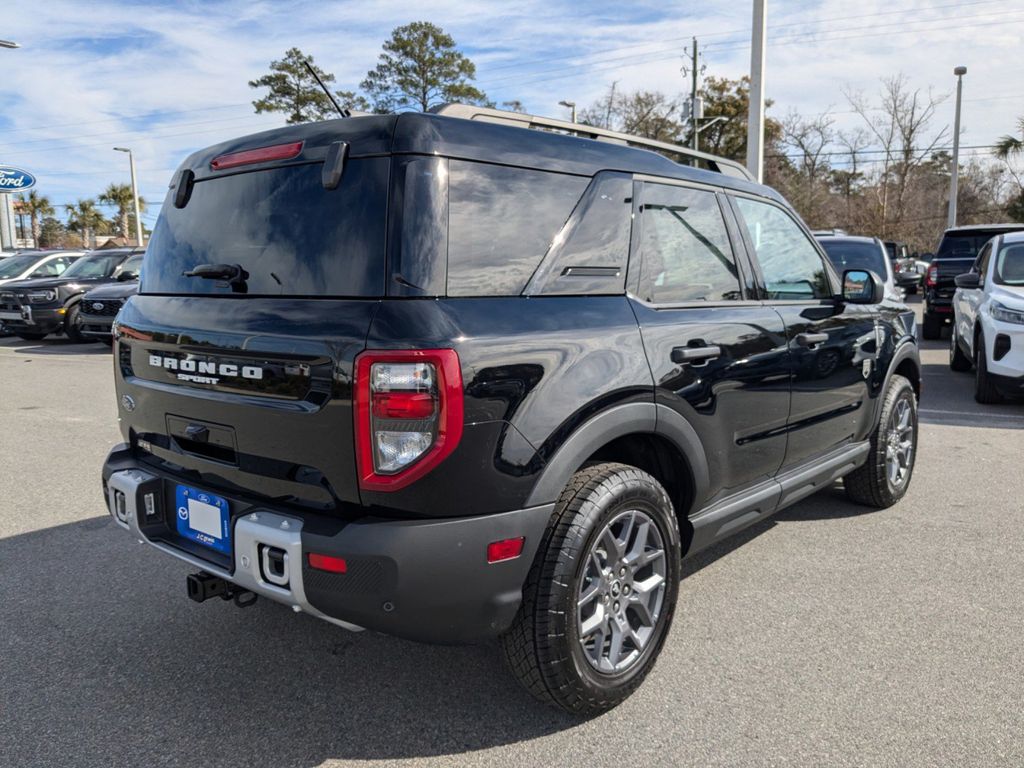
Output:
[954,272,981,289]
[117,271,138,282]
[841,269,884,304]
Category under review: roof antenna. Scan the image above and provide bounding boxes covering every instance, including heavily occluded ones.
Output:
[303,58,349,118]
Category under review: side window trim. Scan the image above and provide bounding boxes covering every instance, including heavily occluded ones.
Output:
[629,179,750,307]
[727,191,840,303]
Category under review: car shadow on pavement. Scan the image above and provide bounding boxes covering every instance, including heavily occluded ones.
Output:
[1,336,110,356]
[0,516,577,767]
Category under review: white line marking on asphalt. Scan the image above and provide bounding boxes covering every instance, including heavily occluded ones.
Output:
[920,408,1024,421]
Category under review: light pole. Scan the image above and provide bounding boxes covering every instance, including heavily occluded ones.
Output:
[113,147,144,246]
[948,65,967,229]
[0,38,20,251]
[559,100,577,124]
[746,0,768,182]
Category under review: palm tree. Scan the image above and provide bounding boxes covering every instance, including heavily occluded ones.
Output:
[16,190,54,246]
[65,199,106,248]
[98,183,146,244]
[995,117,1024,160]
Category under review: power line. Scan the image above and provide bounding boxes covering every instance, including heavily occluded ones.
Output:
[0,103,253,138]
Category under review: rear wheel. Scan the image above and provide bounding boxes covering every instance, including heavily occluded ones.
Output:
[921,312,942,340]
[501,462,681,715]
[949,323,972,372]
[844,374,917,508]
[974,334,1003,404]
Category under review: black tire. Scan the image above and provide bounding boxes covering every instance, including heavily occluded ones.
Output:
[64,303,87,343]
[974,334,1003,404]
[921,311,942,340]
[501,462,681,716]
[15,331,47,341]
[844,374,918,508]
[905,285,918,295]
[949,323,972,372]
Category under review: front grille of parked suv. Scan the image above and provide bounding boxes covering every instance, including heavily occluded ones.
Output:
[84,300,124,317]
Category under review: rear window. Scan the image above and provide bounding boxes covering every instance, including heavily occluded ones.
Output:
[446,161,588,296]
[936,231,1017,260]
[819,240,886,278]
[141,159,388,297]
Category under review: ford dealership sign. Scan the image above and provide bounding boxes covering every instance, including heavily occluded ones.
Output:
[0,166,36,193]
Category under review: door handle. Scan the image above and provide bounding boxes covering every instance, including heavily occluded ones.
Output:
[795,332,829,347]
[671,345,722,364]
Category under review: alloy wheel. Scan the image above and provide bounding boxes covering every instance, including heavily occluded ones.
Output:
[884,396,915,489]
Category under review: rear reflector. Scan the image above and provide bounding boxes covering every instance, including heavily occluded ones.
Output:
[487,537,525,564]
[308,553,347,574]
[210,141,303,171]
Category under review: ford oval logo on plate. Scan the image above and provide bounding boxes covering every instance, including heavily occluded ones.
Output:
[0,166,36,192]
[121,394,135,412]
[92,302,104,311]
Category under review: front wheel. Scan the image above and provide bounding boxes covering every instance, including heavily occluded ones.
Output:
[844,374,918,508]
[64,303,87,343]
[501,463,681,715]
[974,334,1003,404]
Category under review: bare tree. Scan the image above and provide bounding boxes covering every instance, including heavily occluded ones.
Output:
[780,110,835,226]
[844,74,949,236]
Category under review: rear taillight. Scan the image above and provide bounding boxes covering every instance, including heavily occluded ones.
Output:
[354,349,463,491]
[925,264,938,287]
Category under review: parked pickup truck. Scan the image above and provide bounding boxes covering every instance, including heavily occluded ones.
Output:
[924,224,1024,339]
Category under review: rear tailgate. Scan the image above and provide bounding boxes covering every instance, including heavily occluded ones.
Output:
[933,257,975,301]
[117,122,394,512]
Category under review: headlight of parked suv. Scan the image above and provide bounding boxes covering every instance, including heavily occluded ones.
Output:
[26,290,57,303]
[990,301,1024,325]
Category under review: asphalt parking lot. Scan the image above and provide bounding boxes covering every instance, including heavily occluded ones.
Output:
[1,296,1023,768]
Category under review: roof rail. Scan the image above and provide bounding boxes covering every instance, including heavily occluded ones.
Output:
[431,104,755,182]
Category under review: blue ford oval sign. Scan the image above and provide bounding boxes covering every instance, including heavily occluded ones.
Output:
[0,166,36,193]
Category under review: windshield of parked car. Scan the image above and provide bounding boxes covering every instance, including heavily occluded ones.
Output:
[819,240,887,279]
[994,243,1024,286]
[61,253,125,279]
[0,254,40,278]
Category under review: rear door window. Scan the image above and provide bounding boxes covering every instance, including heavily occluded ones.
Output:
[636,183,742,303]
[141,159,389,297]
[446,161,588,296]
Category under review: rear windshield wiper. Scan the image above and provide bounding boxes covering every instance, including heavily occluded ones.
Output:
[182,263,248,294]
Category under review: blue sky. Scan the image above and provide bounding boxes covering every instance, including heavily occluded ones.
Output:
[1,0,1023,229]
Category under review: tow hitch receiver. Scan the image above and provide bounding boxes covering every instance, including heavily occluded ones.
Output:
[186,571,257,608]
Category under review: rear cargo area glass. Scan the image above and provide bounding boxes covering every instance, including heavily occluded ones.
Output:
[141,159,388,297]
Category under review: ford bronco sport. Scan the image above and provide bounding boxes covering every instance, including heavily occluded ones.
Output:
[102,105,921,714]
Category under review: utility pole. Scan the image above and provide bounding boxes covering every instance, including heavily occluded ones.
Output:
[948,66,967,229]
[690,37,699,151]
[746,0,767,182]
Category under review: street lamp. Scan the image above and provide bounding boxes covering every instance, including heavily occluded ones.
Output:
[113,147,144,247]
[948,65,967,229]
[559,100,577,124]
[0,39,19,49]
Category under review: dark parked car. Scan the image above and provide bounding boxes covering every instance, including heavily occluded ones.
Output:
[0,248,143,341]
[77,271,141,344]
[923,224,1024,339]
[101,105,921,714]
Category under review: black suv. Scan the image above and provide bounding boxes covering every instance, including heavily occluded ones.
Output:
[923,224,1024,339]
[76,255,143,343]
[101,106,921,714]
[0,248,143,341]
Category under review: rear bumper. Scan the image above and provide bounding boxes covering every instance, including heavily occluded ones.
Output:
[102,445,552,644]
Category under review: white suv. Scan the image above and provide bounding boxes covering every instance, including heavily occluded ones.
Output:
[950,231,1024,403]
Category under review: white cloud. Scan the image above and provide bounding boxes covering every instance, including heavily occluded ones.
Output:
[1,0,1022,222]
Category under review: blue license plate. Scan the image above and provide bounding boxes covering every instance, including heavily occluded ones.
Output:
[175,484,231,554]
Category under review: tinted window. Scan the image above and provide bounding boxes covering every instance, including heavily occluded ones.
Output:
[637,184,740,303]
[141,159,388,296]
[995,243,1024,286]
[530,173,633,295]
[0,254,39,278]
[819,240,886,278]
[447,161,588,296]
[62,253,125,279]
[389,156,448,297]
[936,231,1013,260]
[733,197,831,300]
